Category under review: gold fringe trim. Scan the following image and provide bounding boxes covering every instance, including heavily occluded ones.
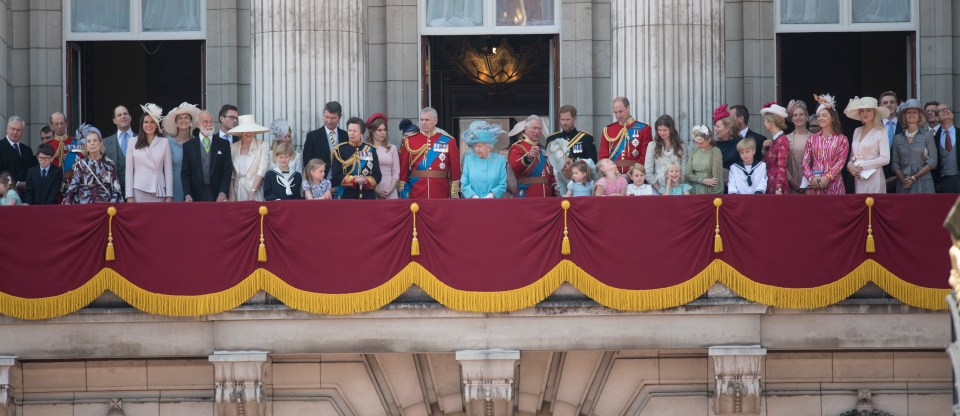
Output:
[0,260,948,320]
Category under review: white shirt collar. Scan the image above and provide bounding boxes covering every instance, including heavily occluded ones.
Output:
[6,137,18,147]
[739,127,749,138]
[219,130,231,139]
[326,127,337,136]
[885,117,898,126]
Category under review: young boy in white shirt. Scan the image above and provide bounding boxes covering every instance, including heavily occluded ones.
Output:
[727,138,767,194]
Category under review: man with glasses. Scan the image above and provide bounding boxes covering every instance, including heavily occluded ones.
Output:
[218,104,240,144]
[0,116,38,192]
[934,104,959,193]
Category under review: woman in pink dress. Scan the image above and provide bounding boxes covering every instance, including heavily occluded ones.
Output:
[365,113,399,199]
[802,94,849,195]
[760,103,790,194]
[843,97,890,194]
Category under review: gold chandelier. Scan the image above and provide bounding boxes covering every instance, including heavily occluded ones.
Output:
[453,38,531,87]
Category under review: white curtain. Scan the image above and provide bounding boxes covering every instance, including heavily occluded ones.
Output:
[497,0,554,26]
[72,0,130,32]
[426,0,483,27]
[852,0,910,23]
[780,0,839,24]
[142,0,201,32]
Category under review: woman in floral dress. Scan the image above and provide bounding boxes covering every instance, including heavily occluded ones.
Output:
[63,124,123,204]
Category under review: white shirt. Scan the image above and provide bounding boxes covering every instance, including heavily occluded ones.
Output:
[739,127,749,138]
[727,161,768,194]
[219,130,233,143]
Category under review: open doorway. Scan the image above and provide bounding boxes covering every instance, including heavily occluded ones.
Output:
[778,31,915,136]
[67,40,204,133]
[423,35,556,141]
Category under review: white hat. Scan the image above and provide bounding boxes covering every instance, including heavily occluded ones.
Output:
[760,103,788,119]
[140,103,164,126]
[162,102,201,135]
[227,114,270,135]
[843,96,891,121]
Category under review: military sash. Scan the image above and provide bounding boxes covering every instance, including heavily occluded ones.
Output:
[400,135,450,199]
[516,151,548,199]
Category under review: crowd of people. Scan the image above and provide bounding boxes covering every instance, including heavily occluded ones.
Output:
[0,90,954,205]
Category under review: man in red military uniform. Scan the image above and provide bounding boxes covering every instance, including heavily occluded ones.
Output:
[600,97,652,174]
[508,115,556,198]
[48,112,76,170]
[398,107,461,199]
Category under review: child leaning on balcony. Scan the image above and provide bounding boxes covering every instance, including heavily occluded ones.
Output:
[594,158,627,196]
[727,137,768,194]
[565,160,595,197]
[625,163,658,196]
[663,162,691,195]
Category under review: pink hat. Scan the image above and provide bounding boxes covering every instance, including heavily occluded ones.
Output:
[712,104,731,124]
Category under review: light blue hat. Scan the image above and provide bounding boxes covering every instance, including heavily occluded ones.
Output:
[462,121,505,146]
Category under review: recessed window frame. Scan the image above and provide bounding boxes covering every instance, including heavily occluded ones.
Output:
[65,0,206,41]
[774,0,918,33]
[419,0,562,35]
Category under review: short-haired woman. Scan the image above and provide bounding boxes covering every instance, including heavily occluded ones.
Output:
[331,117,381,199]
[891,99,938,193]
[64,124,123,204]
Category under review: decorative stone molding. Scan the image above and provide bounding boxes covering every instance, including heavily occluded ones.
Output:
[708,346,766,416]
[837,389,895,416]
[209,352,269,416]
[456,350,520,416]
[0,356,15,416]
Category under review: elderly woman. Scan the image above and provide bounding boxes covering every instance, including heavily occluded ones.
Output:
[365,113,399,199]
[64,124,123,204]
[786,100,812,193]
[126,104,173,202]
[843,97,890,194]
[685,125,724,195]
[803,94,849,195]
[229,115,271,201]
[891,99,938,193]
[644,114,686,193]
[460,121,508,198]
[163,102,201,202]
[268,118,303,175]
[331,117,381,199]
[760,103,790,194]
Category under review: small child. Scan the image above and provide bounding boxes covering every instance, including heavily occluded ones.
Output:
[263,143,303,201]
[664,162,691,195]
[24,143,63,205]
[303,158,332,200]
[625,163,657,196]
[0,172,22,206]
[565,160,595,197]
[594,158,627,196]
[727,138,768,194]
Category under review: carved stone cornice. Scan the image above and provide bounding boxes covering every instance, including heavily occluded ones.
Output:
[709,346,766,416]
[456,350,520,416]
[0,356,16,416]
[209,352,269,416]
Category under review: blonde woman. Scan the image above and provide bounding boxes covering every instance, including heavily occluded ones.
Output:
[843,96,890,194]
[228,115,271,201]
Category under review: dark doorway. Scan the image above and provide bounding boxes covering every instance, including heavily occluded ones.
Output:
[779,31,915,137]
[424,35,554,140]
[67,40,204,134]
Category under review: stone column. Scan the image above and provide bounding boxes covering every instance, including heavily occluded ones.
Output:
[709,346,766,416]
[456,350,520,416]
[0,356,16,416]
[209,352,269,416]
[250,0,365,146]
[610,0,725,138]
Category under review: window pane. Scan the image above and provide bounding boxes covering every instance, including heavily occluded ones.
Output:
[72,0,130,33]
[143,0,202,32]
[780,0,839,24]
[852,0,910,23]
[497,0,555,26]
[426,0,483,27]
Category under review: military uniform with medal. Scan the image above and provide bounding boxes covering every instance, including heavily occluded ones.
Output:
[331,141,381,200]
[600,117,653,174]
[398,129,462,199]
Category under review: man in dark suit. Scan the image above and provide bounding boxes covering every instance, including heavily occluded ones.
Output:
[0,116,38,191]
[217,104,240,145]
[182,111,233,202]
[729,105,766,159]
[302,101,348,169]
[879,91,904,192]
[101,105,135,191]
[933,103,960,193]
[23,143,62,205]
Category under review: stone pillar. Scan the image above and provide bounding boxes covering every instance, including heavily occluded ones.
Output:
[209,352,269,416]
[0,356,16,416]
[250,0,365,147]
[610,0,725,138]
[708,346,766,416]
[456,350,520,416]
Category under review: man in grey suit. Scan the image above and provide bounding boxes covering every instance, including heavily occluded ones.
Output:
[101,105,135,191]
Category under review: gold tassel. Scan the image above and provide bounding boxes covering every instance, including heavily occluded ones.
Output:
[561,200,571,255]
[713,198,723,253]
[865,197,875,253]
[258,206,268,262]
[106,206,117,261]
[410,203,420,257]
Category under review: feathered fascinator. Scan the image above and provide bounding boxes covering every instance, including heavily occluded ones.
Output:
[140,103,164,125]
[74,123,102,144]
[813,93,836,113]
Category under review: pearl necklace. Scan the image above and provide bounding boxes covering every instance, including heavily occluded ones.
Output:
[905,129,918,140]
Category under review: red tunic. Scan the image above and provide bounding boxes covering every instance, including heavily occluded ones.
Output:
[399,131,462,199]
[49,135,75,169]
[508,137,556,198]
[599,118,652,174]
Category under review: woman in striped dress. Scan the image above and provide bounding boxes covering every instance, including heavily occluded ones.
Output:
[802,94,849,195]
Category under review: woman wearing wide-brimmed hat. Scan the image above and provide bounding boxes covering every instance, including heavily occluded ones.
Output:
[891,99,938,194]
[228,115,271,201]
[126,103,173,202]
[843,96,890,194]
[760,103,790,194]
[460,121,508,198]
[163,102,201,202]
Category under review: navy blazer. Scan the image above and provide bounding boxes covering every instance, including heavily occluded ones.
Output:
[24,164,62,205]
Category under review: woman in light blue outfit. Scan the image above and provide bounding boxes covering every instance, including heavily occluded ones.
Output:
[163,102,201,202]
[460,121,508,198]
